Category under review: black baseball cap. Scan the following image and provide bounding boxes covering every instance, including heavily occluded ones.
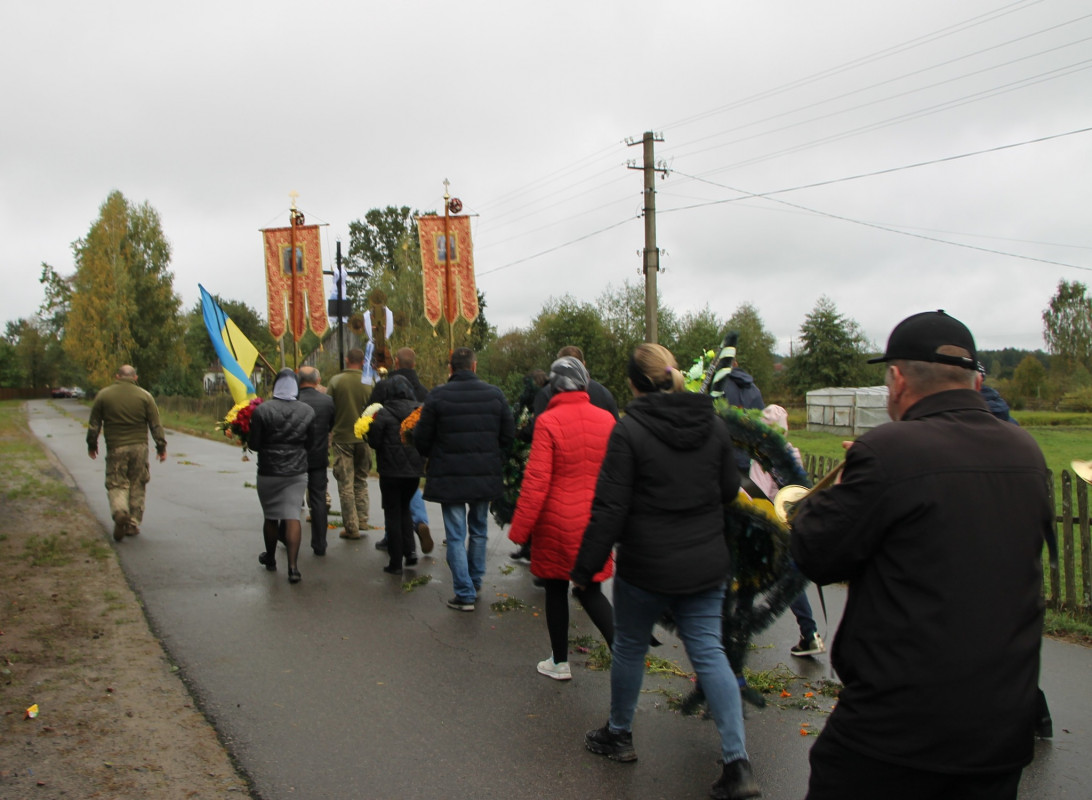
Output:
[867,310,977,369]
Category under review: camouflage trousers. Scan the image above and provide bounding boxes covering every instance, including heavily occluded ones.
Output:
[332,442,371,534]
[105,444,151,526]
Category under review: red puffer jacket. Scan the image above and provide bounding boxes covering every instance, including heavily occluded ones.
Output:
[507,391,616,582]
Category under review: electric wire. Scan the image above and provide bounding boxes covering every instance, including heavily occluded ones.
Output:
[690,58,1092,177]
[664,171,1092,273]
[476,216,637,276]
[668,125,1092,205]
[478,191,637,250]
[655,0,1046,133]
[668,19,1092,162]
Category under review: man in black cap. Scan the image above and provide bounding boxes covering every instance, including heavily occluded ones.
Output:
[790,310,1051,800]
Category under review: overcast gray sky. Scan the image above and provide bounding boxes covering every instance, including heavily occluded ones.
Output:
[4,0,1091,356]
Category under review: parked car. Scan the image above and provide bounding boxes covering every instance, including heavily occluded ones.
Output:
[50,387,85,399]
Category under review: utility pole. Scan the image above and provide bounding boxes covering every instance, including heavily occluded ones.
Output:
[627,131,667,343]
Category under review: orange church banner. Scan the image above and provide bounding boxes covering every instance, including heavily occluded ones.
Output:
[417,214,478,328]
[262,224,329,341]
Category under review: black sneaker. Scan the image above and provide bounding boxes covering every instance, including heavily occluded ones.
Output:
[710,758,761,799]
[790,634,825,657]
[375,538,389,550]
[509,546,530,563]
[446,597,475,612]
[404,555,419,567]
[584,723,637,762]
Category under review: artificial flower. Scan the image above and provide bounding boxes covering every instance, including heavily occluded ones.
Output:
[354,402,383,439]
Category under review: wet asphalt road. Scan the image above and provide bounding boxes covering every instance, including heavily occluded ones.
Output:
[27,399,1091,799]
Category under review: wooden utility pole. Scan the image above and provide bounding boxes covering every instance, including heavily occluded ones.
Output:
[627,131,667,343]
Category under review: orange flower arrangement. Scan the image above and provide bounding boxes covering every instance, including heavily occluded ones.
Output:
[400,406,422,444]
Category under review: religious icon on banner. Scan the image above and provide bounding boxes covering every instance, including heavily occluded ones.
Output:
[417,213,477,329]
[261,221,329,341]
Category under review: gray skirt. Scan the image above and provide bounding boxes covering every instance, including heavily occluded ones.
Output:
[256,473,307,521]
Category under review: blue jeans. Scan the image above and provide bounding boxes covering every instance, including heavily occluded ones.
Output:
[410,488,429,528]
[609,576,747,764]
[791,589,818,639]
[441,501,489,603]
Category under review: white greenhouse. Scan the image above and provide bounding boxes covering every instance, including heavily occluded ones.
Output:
[806,386,890,436]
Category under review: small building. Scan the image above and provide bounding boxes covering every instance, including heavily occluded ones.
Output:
[806,386,890,436]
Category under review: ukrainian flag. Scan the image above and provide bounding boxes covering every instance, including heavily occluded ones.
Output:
[199,284,260,405]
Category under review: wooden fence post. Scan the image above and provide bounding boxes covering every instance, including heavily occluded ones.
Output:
[1079,476,1090,609]
[1062,471,1076,610]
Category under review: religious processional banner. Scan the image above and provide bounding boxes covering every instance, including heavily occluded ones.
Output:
[416,215,478,327]
[261,224,329,341]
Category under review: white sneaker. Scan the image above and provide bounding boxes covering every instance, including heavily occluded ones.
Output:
[537,657,572,681]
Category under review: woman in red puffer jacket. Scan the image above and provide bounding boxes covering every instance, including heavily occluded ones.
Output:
[508,356,616,681]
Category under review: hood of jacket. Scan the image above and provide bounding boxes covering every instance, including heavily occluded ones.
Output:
[625,392,715,451]
[725,369,755,389]
[383,395,420,423]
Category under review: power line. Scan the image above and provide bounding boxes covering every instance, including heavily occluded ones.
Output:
[689,58,1092,177]
[667,18,1092,163]
[664,171,1092,273]
[655,0,1047,133]
[476,216,637,276]
[668,125,1092,204]
[478,191,637,251]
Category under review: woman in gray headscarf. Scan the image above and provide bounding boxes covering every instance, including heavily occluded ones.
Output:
[248,369,315,584]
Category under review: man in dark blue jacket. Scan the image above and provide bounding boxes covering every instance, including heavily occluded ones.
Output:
[415,347,515,611]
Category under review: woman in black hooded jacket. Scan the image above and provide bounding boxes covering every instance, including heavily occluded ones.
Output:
[571,343,759,800]
[367,375,425,575]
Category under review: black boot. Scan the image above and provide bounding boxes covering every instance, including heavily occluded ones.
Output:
[1036,688,1053,738]
[710,758,761,799]
[584,723,637,762]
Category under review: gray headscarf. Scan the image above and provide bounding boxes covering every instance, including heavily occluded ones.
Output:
[272,368,299,401]
[548,356,589,393]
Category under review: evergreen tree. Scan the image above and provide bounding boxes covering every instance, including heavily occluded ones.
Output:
[788,296,874,394]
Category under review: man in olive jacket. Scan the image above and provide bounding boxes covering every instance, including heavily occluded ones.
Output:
[86,365,167,541]
[327,348,373,539]
[414,347,515,611]
[791,311,1051,800]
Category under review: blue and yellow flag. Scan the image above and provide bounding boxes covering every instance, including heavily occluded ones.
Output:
[199,284,260,405]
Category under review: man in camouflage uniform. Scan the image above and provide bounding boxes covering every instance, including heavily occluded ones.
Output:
[86,365,167,541]
[327,348,373,539]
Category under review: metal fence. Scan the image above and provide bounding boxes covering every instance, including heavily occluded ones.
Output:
[800,454,1090,616]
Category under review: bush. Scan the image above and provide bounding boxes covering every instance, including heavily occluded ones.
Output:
[1058,387,1092,412]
